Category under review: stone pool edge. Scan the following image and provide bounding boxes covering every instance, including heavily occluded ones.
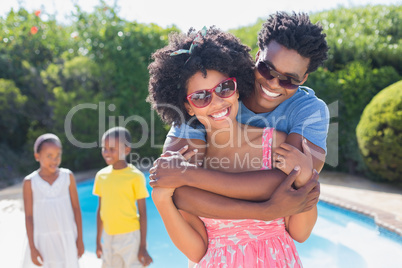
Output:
[319,194,402,238]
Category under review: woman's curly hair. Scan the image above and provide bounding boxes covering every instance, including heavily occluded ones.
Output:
[258,12,329,74]
[147,26,255,126]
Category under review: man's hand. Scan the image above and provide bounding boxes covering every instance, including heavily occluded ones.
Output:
[149,146,198,188]
[264,167,320,220]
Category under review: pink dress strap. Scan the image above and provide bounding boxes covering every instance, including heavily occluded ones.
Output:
[261,127,274,170]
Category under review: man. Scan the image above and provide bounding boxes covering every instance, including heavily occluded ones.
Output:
[152,11,329,221]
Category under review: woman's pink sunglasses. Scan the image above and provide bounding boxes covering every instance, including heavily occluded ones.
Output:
[186,77,237,108]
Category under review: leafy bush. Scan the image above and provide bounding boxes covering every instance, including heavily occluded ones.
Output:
[0,143,33,186]
[0,79,27,146]
[0,4,176,179]
[308,62,401,173]
[1,4,401,183]
[313,5,402,74]
[356,80,402,182]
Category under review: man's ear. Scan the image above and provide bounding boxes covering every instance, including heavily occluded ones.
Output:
[255,49,261,61]
[34,153,39,162]
[184,102,195,116]
[300,73,309,85]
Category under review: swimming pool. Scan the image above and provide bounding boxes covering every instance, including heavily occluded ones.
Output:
[77,175,402,268]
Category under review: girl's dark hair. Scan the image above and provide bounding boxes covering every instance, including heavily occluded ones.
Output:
[36,139,61,153]
[147,26,255,126]
[258,11,329,73]
[34,133,62,153]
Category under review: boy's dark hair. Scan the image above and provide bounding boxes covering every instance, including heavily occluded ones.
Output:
[102,127,132,147]
[258,11,329,73]
[147,26,255,126]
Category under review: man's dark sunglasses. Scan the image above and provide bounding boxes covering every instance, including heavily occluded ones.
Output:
[256,60,303,90]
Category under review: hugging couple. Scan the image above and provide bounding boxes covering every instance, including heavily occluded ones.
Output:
[147,11,329,268]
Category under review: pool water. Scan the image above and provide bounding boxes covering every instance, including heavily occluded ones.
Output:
[77,175,402,268]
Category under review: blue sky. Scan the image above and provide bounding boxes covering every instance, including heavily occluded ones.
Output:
[0,0,401,31]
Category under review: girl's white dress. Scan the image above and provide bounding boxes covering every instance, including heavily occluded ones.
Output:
[21,168,79,268]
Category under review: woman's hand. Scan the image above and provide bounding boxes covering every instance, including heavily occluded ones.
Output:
[273,139,313,188]
[149,145,198,189]
[151,185,176,204]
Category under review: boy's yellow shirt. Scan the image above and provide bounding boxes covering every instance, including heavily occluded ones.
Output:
[93,164,149,235]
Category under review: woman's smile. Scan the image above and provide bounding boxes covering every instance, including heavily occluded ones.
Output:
[209,106,231,120]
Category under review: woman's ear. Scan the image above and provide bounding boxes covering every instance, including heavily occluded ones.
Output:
[34,153,39,162]
[184,102,195,116]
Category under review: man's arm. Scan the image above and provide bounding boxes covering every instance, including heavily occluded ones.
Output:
[158,135,324,201]
[163,137,320,220]
[160,134,323,202]
[284,133,326,172]
[173,168,319,221]
[162,137,286,201]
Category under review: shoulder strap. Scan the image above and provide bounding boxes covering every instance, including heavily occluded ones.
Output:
[261,127,274,170]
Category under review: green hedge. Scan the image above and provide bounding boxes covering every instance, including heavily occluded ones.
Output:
[0,4,177,178]
[356,81,402,182]
[1,4,402,182]
[308,62,401,173]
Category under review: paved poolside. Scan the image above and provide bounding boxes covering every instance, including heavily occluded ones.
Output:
[319,170,402,237]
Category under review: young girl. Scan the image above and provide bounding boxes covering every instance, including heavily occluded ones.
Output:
[147,27,317,267]
[21,133,84,268]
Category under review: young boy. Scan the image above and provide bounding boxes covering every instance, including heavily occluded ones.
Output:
[93,127,153,267]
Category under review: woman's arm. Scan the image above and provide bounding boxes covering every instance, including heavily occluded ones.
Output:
[274,133,318,242]
[69,174,85,258]
[137,198,153,267]
[286,206,318,243]
[23,179,44,266]
[152,187,208,263]
[285,170,319,243]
